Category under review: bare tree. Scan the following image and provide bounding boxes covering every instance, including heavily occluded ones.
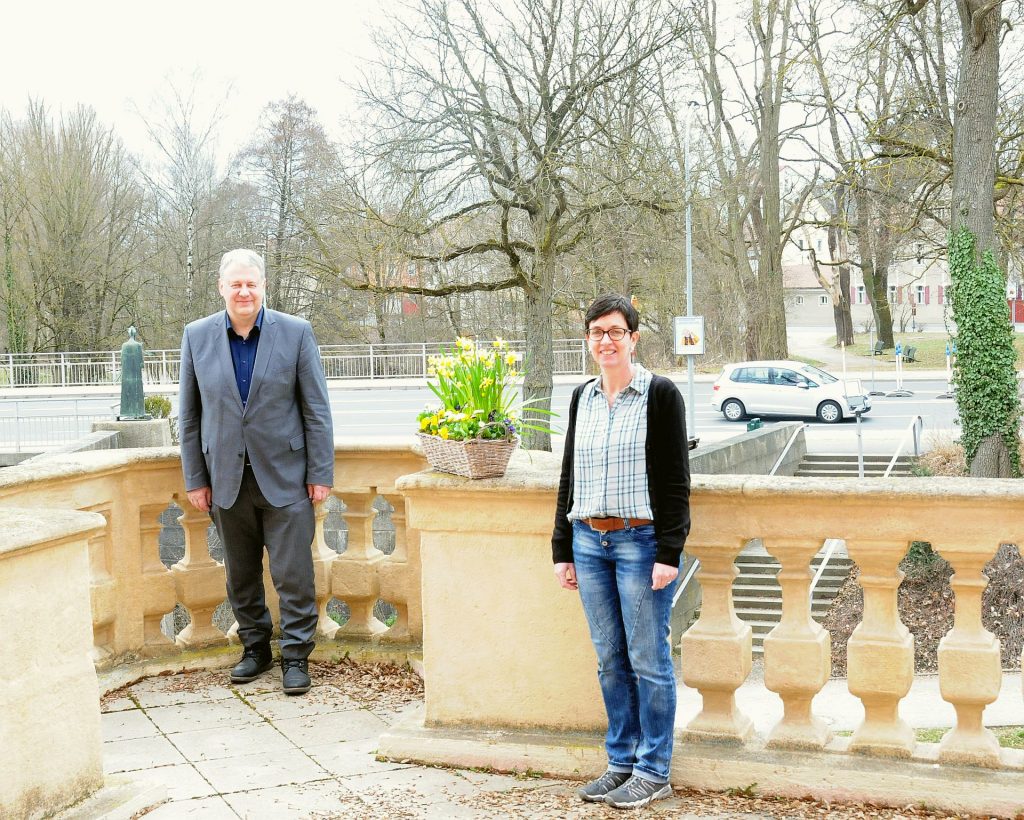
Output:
[133,78,229,331]
[235,95,337,316]
[6,103,146,352]
[689,0,817,360]
[316,0,690,450]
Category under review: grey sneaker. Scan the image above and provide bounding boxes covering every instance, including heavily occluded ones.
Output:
[604,775,672,809]
[577,769,631,802]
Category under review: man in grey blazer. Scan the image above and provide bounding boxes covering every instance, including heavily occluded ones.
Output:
[178,249,334,694]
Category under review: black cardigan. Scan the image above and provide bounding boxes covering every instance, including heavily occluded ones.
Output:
[551,374,691,567]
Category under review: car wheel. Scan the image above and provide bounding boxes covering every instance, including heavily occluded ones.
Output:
[817,400,842,424]
[722,399,745,422]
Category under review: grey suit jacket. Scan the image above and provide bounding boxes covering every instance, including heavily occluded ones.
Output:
[178,309,334,509]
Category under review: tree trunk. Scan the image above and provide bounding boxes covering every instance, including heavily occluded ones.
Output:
[947,0,1019,477]
[522,263,554,452]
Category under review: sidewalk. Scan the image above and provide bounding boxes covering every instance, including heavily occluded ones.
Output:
[87,661,1021,819]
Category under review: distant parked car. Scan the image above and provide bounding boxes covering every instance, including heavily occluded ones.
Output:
[711,360,871,424]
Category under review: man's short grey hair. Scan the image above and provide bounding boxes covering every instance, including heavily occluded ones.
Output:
[219,249,266,281]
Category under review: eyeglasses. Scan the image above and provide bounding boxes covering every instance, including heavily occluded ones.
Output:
[585,327,630,341]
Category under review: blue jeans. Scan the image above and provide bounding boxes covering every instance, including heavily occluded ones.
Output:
[572,521,678,783]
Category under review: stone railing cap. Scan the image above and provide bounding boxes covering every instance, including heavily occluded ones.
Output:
[0,507,106,558]
[397,449,562,492]
[693,473,1024,502]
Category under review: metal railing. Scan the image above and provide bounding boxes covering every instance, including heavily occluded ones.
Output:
[0,340,589,388]
[768,423,807,476]
[883,415,924,478]
[0,398,120,453]
[808,537,844,601]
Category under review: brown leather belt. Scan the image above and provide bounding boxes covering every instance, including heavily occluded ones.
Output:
[583,516,654,532]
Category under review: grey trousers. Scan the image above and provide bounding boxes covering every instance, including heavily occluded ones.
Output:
[211,465,317,660]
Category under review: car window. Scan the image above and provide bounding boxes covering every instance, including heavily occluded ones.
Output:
[774,369,805,386]
[801,365,837,384]
[731,367,770,384]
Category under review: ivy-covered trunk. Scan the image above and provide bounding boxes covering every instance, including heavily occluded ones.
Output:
[946,0,1020,477]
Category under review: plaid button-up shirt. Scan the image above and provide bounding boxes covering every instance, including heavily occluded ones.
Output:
[568,364,653,521]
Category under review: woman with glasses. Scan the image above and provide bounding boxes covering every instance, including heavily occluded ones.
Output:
[551,293,691,809]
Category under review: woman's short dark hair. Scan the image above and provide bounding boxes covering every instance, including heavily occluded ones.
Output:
[585,294,639,332]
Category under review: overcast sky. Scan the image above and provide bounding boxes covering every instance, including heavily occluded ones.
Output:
[0,0,389,161]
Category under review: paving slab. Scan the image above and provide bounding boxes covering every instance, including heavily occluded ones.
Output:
[144,795,239,818]
[133,763,219,801]
[145,698,263,735]
[305,738,414,778]
[272,708,389,748]
[101,708,159,742]
[221,779,355,819]
[102,734,188,774]
[167,722,297,763]
[193,748,333,795]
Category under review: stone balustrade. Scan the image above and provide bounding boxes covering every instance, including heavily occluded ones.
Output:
[381,467,1024,817]
[4,445,1024,816]
[0,441,426,678]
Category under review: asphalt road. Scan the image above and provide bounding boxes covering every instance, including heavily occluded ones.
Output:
[0,377,958,456]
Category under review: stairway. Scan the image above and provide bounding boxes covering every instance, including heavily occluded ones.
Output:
[732,544,854,657]
[794,453,914,478]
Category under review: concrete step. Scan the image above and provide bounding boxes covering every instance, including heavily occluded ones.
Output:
[795,469,912,478]
[725,550,854,652]
[795,453,915,478]
[801,454,913,463]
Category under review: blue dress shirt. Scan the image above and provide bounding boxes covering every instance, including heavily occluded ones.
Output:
[226,307,264,406]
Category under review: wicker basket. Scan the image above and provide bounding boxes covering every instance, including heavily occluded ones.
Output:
[417,432,519,479]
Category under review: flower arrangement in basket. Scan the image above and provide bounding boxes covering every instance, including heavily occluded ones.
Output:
[416,337,548,478]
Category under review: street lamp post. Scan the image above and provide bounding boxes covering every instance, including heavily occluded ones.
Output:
[684,100,699,436]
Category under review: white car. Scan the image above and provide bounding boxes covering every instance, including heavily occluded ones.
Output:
[711,360,871,424]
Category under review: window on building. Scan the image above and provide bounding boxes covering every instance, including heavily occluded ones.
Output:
[795,295,804,305]
[856,285,866,304]
[888,285,898,303]
[816,238,823,252]
[819,295,829,306]
[797,238,804,250]
[915,285,926,304]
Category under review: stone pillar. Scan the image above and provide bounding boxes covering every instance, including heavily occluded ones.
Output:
[846,540,915,757]
[331,489,386,638]
[377,493,422,643]
[937,544,1003,767]
[311,500,341,639]
[139,502,177,653]
[679,537,753,744]
[762,539,831,750]
[390,455,603,731]
[86,506,116,662]
[171,502,229,648]
[0,508,106,819]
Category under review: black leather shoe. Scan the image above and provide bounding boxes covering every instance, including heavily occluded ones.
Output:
[281,658,311,695]
[230,645,273,683]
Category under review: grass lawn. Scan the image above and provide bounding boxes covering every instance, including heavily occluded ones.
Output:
[835,726,1024,748]
[828,332,1024,369]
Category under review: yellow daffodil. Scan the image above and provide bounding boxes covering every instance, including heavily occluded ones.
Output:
[419,417,430,430]
[439,426,450,439]
[505,352,516,366]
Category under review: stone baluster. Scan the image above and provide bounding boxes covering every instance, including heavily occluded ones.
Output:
[845,540,914,757]
[138,503,177,653]
[311,500,340,639]
[679,537,753,743]
[171,502,229,648]
[332,490,386,637]
[85,506,115,662]
[377,493,421,643]
[762,539,831,750]
[937,544,1003,767]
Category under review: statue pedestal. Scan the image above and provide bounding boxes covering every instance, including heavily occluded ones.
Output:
[93,419,171,448]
